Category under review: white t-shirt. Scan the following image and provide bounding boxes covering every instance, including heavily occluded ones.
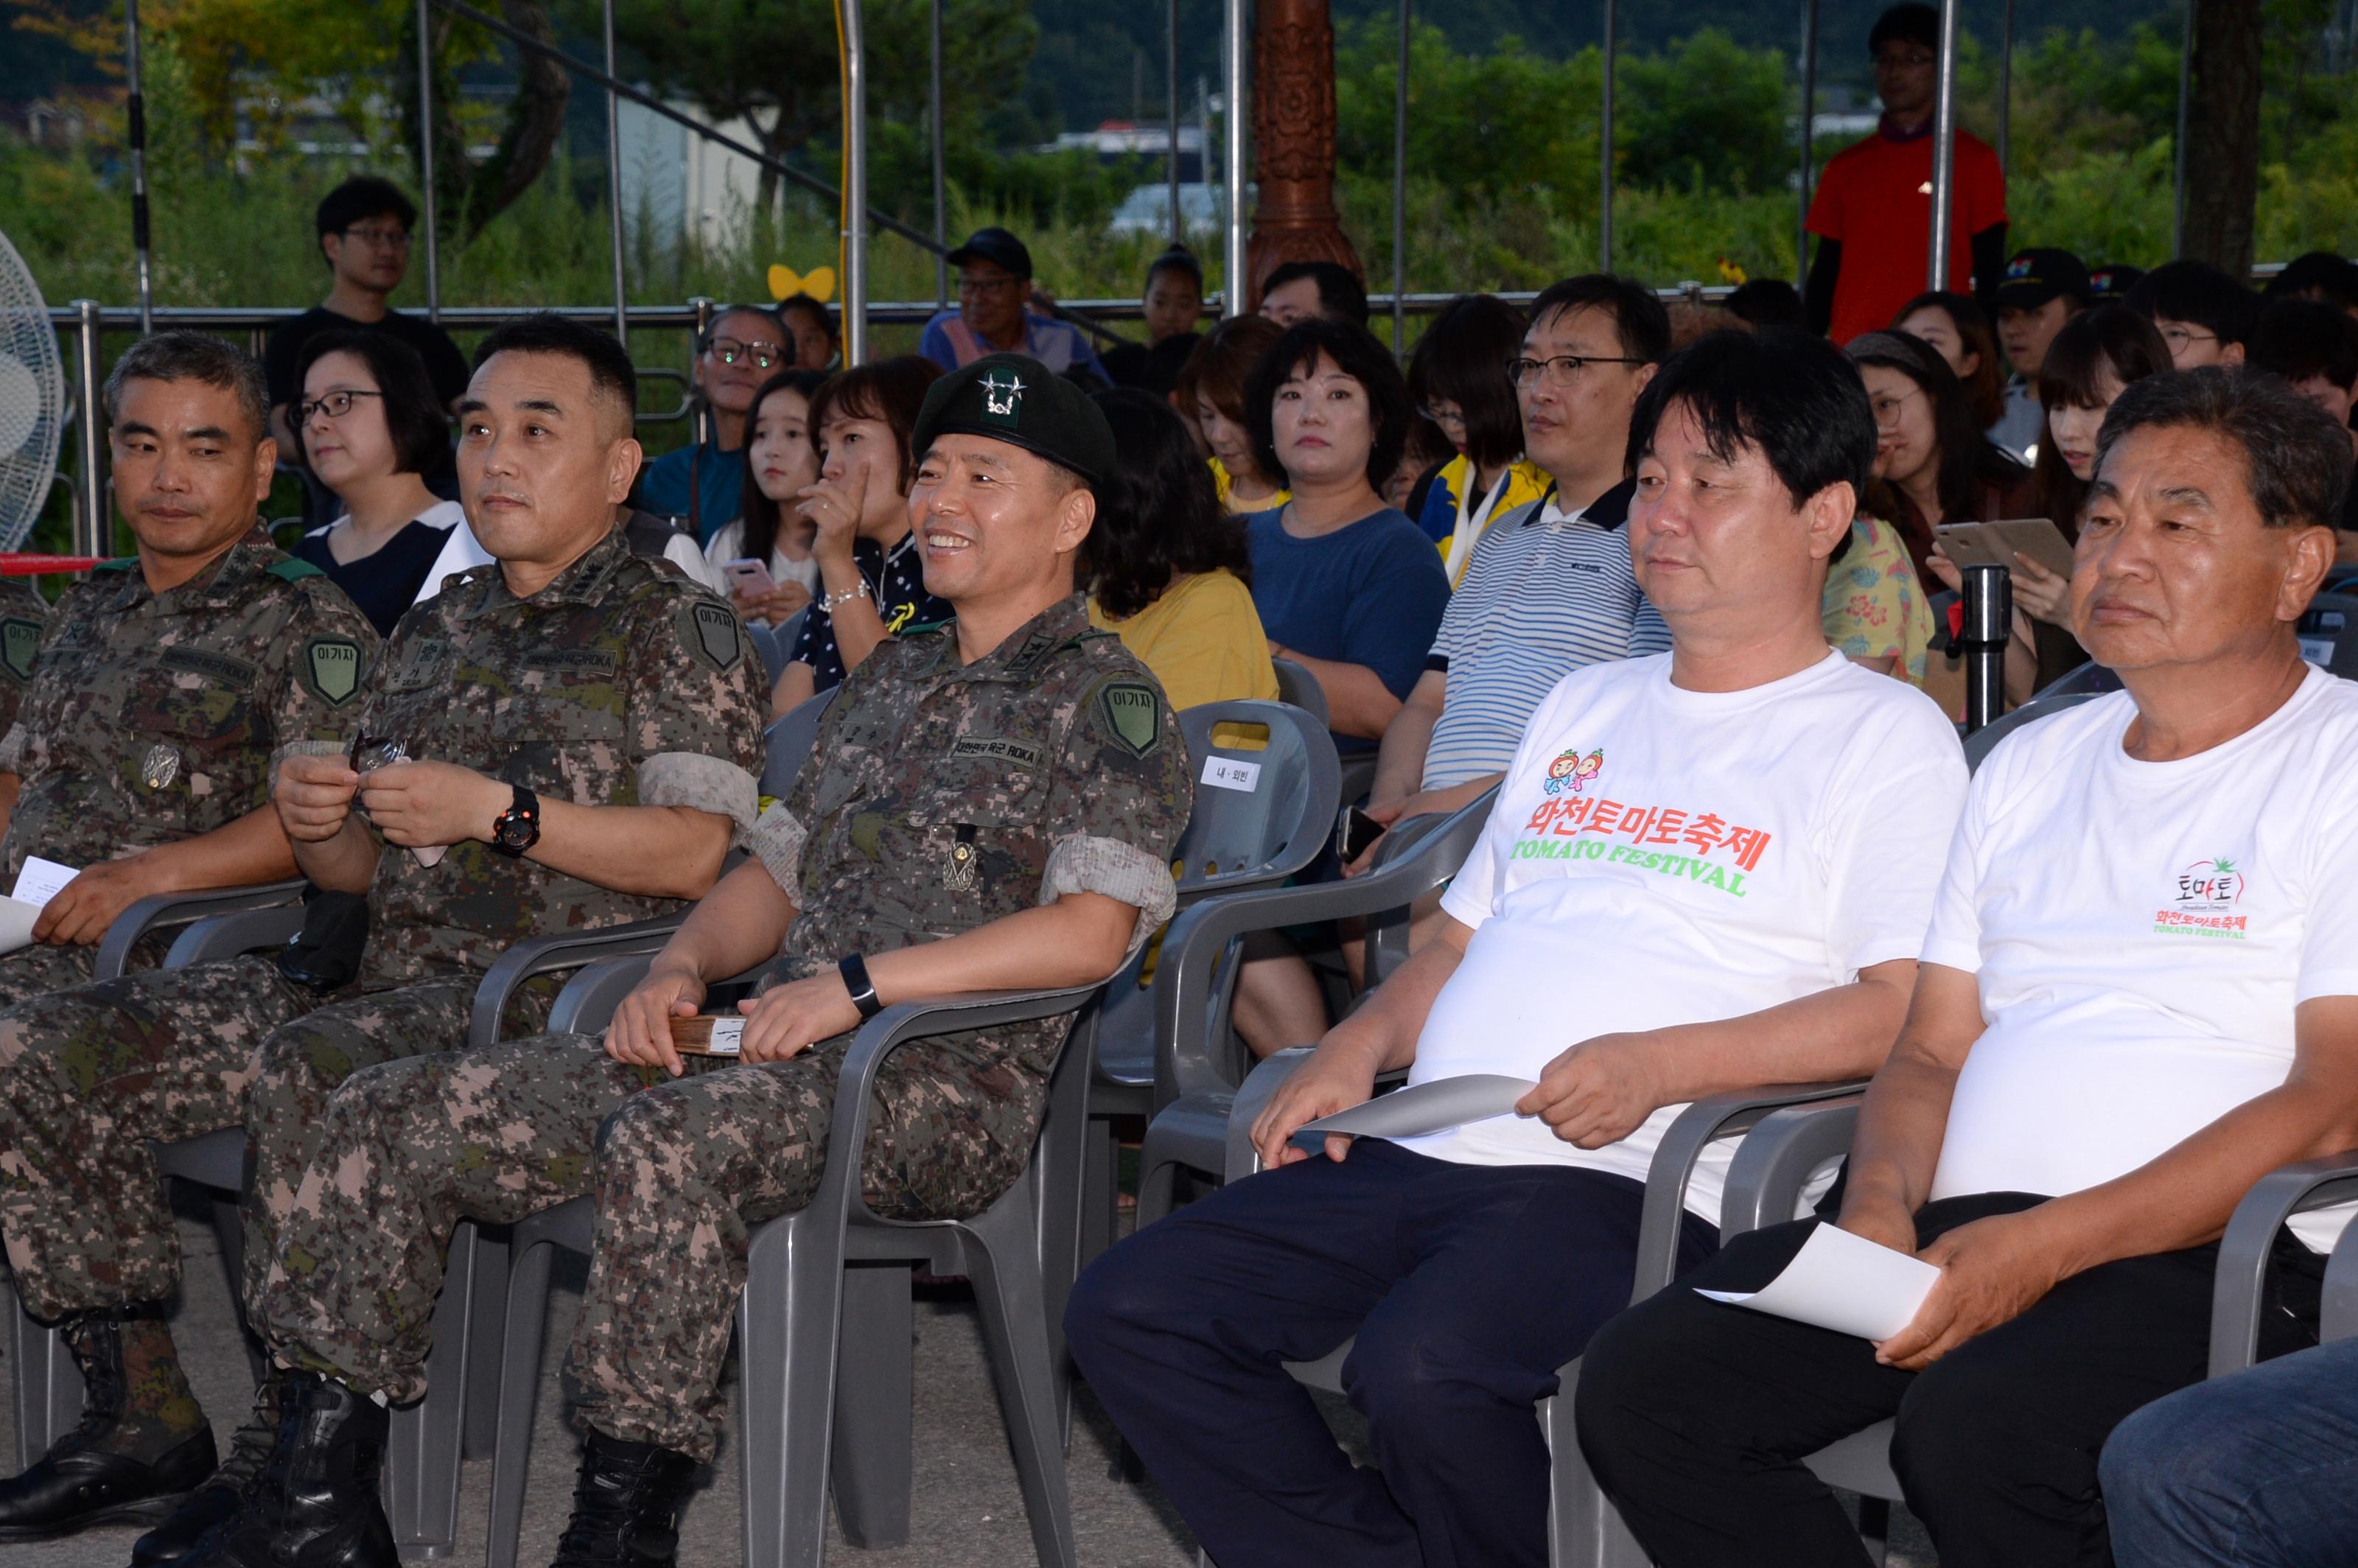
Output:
[1395,648,1967,1221]
[1923,668,2358,1250]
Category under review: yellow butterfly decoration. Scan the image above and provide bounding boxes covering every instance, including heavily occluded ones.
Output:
[1715,256,1749,286]
[767,265,838,302]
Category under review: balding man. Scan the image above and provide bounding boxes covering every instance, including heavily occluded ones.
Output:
[1579,368,2358,1568]
[0,314,766,1554]
[171,353,1193,1567]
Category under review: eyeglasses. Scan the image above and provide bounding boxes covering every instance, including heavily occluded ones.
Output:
[1874,49,1936,70]
[1420,404,1468,432]
[347,733,408,774]
[707,337,785,370]
[2158,326,2218,353]
[298,389,385,424]
[1505,354,1645,388]
[340,225,412,250]
[957,276,1021,298]
[1869,386,1925,428]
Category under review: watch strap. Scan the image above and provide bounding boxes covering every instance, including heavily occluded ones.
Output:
[491,784,541,858]
[838,953,883,1020]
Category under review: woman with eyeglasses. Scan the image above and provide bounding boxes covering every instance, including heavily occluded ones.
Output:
[1847,328,2038,596]
[635,305,791,545]
[1404,294,1551,585]
[291,330,489,637]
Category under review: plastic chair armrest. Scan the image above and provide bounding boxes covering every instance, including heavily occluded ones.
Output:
[2209,1150,2358,1376]
[163,905,307,967]
[466,914,688,1049]
[96,879,307,979]
[1717,1099,1864,1241]
[544,953,773,1037]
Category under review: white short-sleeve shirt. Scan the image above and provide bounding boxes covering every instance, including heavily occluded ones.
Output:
[1394,648,1968,1222]
[1923,668,2358,1250]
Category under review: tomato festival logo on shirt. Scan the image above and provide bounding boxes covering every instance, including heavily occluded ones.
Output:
[2154,855,2249,939]
[1514,792,1771,898]
[1543,746,1605,797]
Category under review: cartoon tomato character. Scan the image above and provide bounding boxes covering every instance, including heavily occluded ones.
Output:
[1543,747,1605,796]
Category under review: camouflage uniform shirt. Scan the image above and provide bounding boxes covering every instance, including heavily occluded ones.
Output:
[0,575,52,742]
[0,532,375,883]
[331,525,768,988]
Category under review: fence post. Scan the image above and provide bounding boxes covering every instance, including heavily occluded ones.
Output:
[71,300,107,561]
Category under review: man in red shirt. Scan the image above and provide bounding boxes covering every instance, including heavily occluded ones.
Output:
[1805,3,2009,346]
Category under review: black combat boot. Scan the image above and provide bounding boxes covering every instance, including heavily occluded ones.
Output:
[178,1369,396,1568]
[131,1368,284,1566]
[0,1311,216,1540]
[547,1431,698,1567]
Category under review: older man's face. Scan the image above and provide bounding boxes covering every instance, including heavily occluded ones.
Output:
[2071,424,2328,672]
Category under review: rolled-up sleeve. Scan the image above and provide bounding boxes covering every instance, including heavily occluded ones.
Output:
[0,721,25,774]
[1042,669,1193,959]
[637,750,760,841]
[746,799,808,892]
[623,586,770,839]
[1040,833,1178,958]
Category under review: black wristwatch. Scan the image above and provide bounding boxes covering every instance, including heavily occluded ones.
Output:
[838,953,883,1020]
[490,785,541,858]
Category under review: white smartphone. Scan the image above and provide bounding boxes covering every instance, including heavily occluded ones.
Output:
[722,558,779,596]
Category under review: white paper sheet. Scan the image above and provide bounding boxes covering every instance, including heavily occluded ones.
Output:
[11,856,78,909]
[1298,1074,1539,1140]
[1696,1221,1942,1341]
[0,897,39,956]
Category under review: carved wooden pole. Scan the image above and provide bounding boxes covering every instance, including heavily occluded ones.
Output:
[1246,0,1362,310]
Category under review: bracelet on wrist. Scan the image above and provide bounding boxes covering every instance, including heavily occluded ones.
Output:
[820,581,872,614]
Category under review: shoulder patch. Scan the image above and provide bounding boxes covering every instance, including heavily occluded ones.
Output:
[680,599,744,673]
[298,636,366,707]
[94,556,138,574]
[266,558,328,583]
[1094,679,1164,760]
[0,617,41,683]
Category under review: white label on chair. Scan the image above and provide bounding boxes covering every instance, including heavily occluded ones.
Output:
[10,857,76,909]
[1201,756,1262,793]
[2301,637,2334,666]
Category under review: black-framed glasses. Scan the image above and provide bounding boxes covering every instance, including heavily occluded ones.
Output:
[707,337,785,370]
[1506,354,1645,388]
[340,225,412,250]
[298,389,385,424]
[1420,403,1469,430]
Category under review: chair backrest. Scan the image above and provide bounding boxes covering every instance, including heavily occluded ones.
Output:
[1270,657,1329,729]
[1172,699,1342,898]
[761,689,833,799]
[1962,690,2101,774]
[2031,659,2121,700]
[2298,592,2358,679]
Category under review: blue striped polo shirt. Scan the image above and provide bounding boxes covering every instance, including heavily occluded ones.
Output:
[1421,478,1670,789]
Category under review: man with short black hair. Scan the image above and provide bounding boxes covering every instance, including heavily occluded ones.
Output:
[2126,257,2259,371]
[1103,245,1206,394]
[1805,4,2008,345]
[1260,259,1371,328]
[2263,250,2358,315]
[1990,245,2093,461]
[1579,368,2358,1568]
[635,303,789,545]
[919,226,1110,382]
[1068,329,1967,1568]
[2250,296,2358,538]
[262,177,469,459]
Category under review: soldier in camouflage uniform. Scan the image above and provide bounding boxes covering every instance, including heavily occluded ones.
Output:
[225,354,1192,1568]
[0,316,767,1556]
[0,336,375,1011]
[0,575,50,841]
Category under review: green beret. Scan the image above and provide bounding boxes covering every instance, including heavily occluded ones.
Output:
[911,353,1116,486]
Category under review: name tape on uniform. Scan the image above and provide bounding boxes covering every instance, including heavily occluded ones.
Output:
[1200,755,1262,794]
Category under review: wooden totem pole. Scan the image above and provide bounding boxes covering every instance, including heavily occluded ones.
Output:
[1246,0,1362,309]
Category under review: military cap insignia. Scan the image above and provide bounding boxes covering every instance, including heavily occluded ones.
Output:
[980,370,1026,425]
[1095,679,1163,759]
[0,617,40,683]
[141,743,181,791]
[684,600,744,672]
[300,637,365,707]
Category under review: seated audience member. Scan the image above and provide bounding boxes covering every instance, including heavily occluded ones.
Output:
[1847,328,2037,593]
[292,330,486,636]
[2248,297,2358,541]
[1067,329,1967,1568]
[1890,289,2008,433]
[220,357,1189,1568]
[1360,275,1673,885]
[1086,388,1278,710]
[1390,392,1462,520]
[1259,259,1371,328]
[264,176,469,460]
[2264,249,2358,316]
[0,314,766,1553]
[1822,514,1934,686]
[2127,257,2259,371]
[770,355,949,711]
[1405,294,1550,583]
[919,226,1110,382]
[1103,245,1206,396]
[1241,319,1450,759]
[1990,247,2091,463]
[0,576,49,844]
[1725,278,1807,331]
[2087,262,2145,302]
[2102,1336,2358,1568]
[1178,313,1292,514]
[1577,367,2358,1568]
[637,304,790,544]
[703,368,829,626]
[776,292,839,371]
[0,331,377,1014]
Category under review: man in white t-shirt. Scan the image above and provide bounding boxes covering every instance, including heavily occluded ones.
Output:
[1065,330,1967,1568]
[1578,366,2358,1568]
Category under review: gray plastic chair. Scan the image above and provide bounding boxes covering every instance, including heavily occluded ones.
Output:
[1962,689,2100,772]
[481,959,1107,1568]
[760,689,833,800]
[2297,591,2358,679]
[1270,657,1327,729]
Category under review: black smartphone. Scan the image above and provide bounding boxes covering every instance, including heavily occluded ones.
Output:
[1335,804,1385,863]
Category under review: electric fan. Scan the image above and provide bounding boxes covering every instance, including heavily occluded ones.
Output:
[0,228,66,552]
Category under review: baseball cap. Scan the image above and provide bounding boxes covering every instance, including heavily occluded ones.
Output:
[912,353,1116,486]
[1995,248,2092,310]
[2087,264,2146,301]
[945,227,1034,280]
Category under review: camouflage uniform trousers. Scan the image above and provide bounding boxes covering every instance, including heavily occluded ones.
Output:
[0,928,174,1012]
[258,1027,1047,1462]
[0,953,550,1323]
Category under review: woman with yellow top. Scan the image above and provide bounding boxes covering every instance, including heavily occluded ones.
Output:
[1085,388,1277,710]
[1177,315,1291,516]
[1407,294,1551,584]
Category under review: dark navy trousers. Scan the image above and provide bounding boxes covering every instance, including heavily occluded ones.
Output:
[1065,1137,1716,1568]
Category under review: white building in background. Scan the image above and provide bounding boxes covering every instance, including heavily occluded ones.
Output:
[614,93,773,253]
